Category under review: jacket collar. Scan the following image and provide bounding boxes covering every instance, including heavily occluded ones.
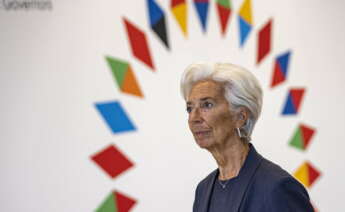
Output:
[199,143,264,212]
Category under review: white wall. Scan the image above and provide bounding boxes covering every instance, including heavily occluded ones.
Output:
[1,0,344,211]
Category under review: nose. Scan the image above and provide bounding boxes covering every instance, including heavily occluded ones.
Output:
[189,107,203,124]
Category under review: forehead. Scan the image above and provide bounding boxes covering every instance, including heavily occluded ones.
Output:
[188,80,224,101]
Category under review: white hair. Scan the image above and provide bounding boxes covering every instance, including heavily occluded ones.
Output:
[180,62,263,141]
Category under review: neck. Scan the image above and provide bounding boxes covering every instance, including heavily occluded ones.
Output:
[209,139,249,180]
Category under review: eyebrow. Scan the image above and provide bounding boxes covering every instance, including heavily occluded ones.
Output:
[200,97,214,101]
[186,97,214,105]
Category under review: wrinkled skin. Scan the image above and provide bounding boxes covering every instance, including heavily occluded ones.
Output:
[186,80,240,151]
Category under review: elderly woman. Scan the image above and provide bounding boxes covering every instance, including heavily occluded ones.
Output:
[181,63,314,212]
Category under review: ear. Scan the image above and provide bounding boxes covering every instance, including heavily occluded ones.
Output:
[235,107,249,128]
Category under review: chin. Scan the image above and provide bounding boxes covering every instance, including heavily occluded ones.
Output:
[195,138,213,149]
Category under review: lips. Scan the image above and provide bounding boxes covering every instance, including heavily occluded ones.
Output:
[193,130,212,138]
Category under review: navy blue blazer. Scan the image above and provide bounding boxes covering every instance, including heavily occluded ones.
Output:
[193,144,314,212]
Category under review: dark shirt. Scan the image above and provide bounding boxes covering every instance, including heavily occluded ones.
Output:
[209,178,237,212]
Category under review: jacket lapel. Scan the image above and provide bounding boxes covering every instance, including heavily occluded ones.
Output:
[228,144,264,212]
[199,170,217,212]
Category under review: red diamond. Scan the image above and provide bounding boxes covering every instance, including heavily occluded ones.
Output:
[257,19,272,64]
[91,144,134,179]
[300,124,316,149]
[290,88,305,113]
[271,60,285,87]
[115,191,137,212]
[217,4,232,36]
[307,162,321,187]
[123,18,155,70]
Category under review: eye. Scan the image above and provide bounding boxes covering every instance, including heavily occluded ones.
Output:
[202,101,214,109]
[186,106,192,113]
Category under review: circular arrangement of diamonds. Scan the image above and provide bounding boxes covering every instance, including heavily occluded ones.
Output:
[90,0,321,211]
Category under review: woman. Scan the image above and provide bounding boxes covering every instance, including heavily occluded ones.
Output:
[180,62,314,212]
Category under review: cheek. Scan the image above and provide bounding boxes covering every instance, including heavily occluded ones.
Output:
[210,112,235,134]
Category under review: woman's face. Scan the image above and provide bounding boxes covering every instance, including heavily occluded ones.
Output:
[186,80,238,150]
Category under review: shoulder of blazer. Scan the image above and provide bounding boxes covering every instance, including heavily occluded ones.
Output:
[196,169,218,190]
[264,175,312,211]
[253,157,298,190]
[193,169,218,212]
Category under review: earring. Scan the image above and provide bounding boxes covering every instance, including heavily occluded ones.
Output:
[236,128,243,138]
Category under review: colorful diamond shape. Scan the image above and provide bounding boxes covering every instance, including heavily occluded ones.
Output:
[123,18,155,70]
[257,19,272,64]
[105,56,143,98]
[217,0,232,36]
[271,51,292,88]
[91,144,134,179]
[238,0,253,47]
[193,0,210,33]
[95,101,136,134]
[289,123,316,151]
[239,0,253,24]
[147,0,169,49]
[282,88,306,115]
[96,190,136,212]
[171,0,188,37]
[293,161,321,188]
[216,0,232,36]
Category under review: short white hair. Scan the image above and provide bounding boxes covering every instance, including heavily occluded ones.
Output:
[180,62,263,141]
